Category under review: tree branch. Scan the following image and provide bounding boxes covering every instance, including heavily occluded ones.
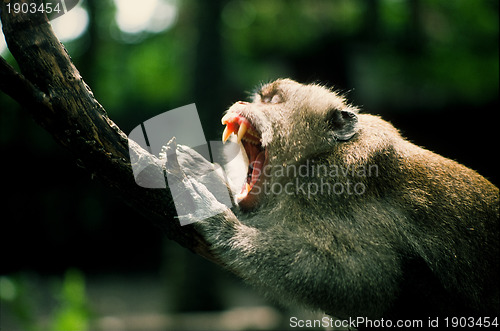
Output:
[0,57,49,110]
[0,0,218,263]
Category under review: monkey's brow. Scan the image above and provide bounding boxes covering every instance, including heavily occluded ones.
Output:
[251,85,266,97]
[258,84,280,98]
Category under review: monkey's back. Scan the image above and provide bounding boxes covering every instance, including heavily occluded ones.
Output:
[354,114,499,315]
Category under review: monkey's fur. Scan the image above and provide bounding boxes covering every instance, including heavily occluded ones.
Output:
[174,79,499,319]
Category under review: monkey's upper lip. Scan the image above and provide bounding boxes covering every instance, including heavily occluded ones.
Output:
[221,113,267,208]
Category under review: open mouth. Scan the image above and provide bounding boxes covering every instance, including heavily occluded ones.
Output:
[222,113,267,208]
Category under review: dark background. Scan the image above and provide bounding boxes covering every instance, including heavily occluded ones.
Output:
[1,0,498,330]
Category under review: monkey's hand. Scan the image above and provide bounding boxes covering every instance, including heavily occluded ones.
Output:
[161,138,233,225]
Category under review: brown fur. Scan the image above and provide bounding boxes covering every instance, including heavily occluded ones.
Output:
[189,79,499,319]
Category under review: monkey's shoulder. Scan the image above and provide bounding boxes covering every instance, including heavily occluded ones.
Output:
[343,113,498,201]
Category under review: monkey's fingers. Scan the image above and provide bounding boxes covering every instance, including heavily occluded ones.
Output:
[164,137,183,176]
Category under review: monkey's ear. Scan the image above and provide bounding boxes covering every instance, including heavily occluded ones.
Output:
[327,109,359,141]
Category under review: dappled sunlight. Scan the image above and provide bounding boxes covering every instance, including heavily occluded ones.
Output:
[114,0,178,35]
[0,30,7,55]
[51,4,89,42]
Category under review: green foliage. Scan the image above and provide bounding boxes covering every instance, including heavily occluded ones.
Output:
[0,270,90,331]
[47,0,496,120]
[50,269,90,331]
[0,275,37,331]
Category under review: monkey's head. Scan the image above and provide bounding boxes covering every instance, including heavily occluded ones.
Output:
[222,79,360,210]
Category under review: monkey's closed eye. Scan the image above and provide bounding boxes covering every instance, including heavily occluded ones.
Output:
[261,94,282,104]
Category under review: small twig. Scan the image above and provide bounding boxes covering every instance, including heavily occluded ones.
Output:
[0,56,51,110]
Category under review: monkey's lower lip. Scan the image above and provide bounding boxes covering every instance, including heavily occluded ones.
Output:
[221,113,267,207]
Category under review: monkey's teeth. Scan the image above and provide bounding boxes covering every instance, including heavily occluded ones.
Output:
[242,137,259,145]
[221,113,260,145]
[237,122,248,144]
[222,126,231,143]
[221,113,233,125]
[235,183,251,201]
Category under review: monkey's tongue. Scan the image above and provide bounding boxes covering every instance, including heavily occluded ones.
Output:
[236,143,265,201]
[249,150,265,187]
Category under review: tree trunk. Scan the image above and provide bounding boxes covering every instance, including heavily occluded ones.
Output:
[0,0,218,263]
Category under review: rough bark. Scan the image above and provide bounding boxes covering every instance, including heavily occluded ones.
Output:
[0,0,218,263]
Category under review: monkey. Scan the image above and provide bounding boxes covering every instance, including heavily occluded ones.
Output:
[164,78,499,322]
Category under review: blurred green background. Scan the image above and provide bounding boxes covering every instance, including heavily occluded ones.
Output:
[1,0,498,330]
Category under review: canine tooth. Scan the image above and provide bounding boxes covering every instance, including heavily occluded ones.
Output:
[237,122,247,143]
[221,113,233,124]
[235,184,249,201]
[222,126,232,143]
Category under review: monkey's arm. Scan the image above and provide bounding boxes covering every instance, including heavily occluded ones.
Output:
[193,210,403,318]
[168,139,402,318]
